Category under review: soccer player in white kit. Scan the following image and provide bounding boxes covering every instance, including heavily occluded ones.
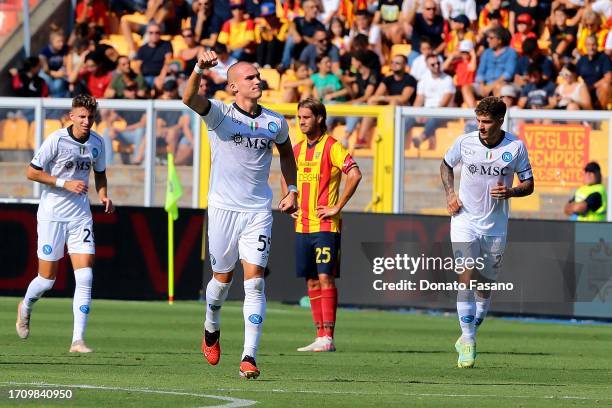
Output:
[16,94,114,353]
[441,97,534,368]
[183,51,298,379]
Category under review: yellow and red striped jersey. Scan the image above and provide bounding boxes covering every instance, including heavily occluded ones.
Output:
[293,134,357,233]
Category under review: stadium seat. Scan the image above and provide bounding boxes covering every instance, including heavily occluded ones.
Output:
[260,68,281,91]
[171,35,187,54]
[100,34,142,56]
[26,119,62,149]
[2,119,29,149]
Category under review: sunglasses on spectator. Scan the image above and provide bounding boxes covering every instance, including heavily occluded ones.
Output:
[424,7,435,10]
[148,31,161,34]
[429,62,440,67]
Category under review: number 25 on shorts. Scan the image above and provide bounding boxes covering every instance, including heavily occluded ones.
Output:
[315,247,331,264]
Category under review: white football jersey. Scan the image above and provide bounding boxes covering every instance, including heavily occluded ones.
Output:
[31,126,106,221]
[201,100,289,211]
[444,131,533,236]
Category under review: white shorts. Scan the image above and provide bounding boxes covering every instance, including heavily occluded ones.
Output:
[451,225,506,281]
[207,206,273,273]
[37,217,95,261]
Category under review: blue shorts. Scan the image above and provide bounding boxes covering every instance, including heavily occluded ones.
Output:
[295,232,341,279]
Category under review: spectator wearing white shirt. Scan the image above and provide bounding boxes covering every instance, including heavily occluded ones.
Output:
[409,37,444,81]
[407,54,455,149]
[440,0,477,22]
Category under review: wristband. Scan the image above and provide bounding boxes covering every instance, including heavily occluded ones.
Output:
[55,178,66,188]
[287,184,298,194]
[194,65,204,75]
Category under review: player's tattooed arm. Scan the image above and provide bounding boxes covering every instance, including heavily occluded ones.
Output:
[509,178,534,198]
[441,160,462,215]
[183,50,217,116]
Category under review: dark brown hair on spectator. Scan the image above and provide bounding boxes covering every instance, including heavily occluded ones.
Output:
[298,97,327,135]
[72,94,98,113]
[475,96,506,120]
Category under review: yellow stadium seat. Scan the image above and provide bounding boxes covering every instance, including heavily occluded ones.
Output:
[260,68,281,91]
[100,34,142,56]
[1,119,29,149]
[171,35,188,54]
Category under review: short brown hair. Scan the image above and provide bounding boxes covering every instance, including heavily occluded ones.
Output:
[72,94,98,113]
[475,96,506,120]
[298,97,327,135]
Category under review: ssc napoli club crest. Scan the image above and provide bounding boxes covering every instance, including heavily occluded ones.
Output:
[502,152,512,162]
[248,314,263,324]
[92,147,99,158]
[79,305,90,314]
[268,121,279,133]
[42,245,52,255]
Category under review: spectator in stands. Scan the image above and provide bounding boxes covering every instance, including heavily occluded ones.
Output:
[104,55,148,99]
[510,13,537,54]
[576,10,609,56]
[441,0,477,23]
[552,63,593,110]
[120,0,182,56]
[408,0,446,56]
[65,38,92,96]
[517,64,556,109]
[500,84,519,108]
[514,37,554,86]
[217,0,257,61]
[410,37,444,81]
[343,33,382,74]
[192,0,224,47]
[10,57,48,98]
[442,39,477,107]
[311,55,347,102]
[329,16,350,58]
[75,0,110,36]
[359,54,416,145]
[110,0,147,15]
[281,61,313,102]
[475,26,518,97]
[101,89,146,165]
[343,50,382,148]
[177,28,205,75]
[38,27,69,98]
[548,6,578,70]
[319,0,341,26]
[564,161,607,222]
[576,35,611,109]
[509,0,539,35]
[299,28,342,74]
[133,23,173,89]
[349,10,383,65]
[280,0,325,70]
[478,0,510,33]
[409,54,455,149]
[255,2,290,68]
[69,53,113,98]
[205,43,238,95]
[373,0,408,46]
[445,14,476,56]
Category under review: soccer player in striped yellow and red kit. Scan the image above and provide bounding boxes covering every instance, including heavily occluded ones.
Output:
[283,98,362,352]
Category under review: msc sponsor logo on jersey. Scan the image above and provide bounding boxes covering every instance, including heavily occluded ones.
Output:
[232,133,273,150]
[502,152,512,162]
[467,164,510,176]
[248,314,263,324]
[65,161,74,169]
[75,161,92,170]
[42,244,53,255]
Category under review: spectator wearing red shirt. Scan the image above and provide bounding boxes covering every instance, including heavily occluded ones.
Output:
[10,57,49,98]
[75,0,110,35]
[510,13,536,55]
[70,54,113,98]
[443,39,477,107]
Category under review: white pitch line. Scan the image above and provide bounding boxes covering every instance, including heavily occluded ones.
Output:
[0,382,256,408]
[215,387,611,401]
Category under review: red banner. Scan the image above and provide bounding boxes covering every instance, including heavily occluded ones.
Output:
[519,124,590,187]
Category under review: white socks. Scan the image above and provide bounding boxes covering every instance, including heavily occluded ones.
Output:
[204,277,232,333]
[457,290,476,342]
[242,278,266,360]
[475,292,491,329]
[72,267,93,343]
[23,275,55,311]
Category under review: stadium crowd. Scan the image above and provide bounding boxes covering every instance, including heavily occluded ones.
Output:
[7,0,612,160]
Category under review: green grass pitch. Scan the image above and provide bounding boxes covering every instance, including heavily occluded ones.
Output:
[0,297,610,407]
